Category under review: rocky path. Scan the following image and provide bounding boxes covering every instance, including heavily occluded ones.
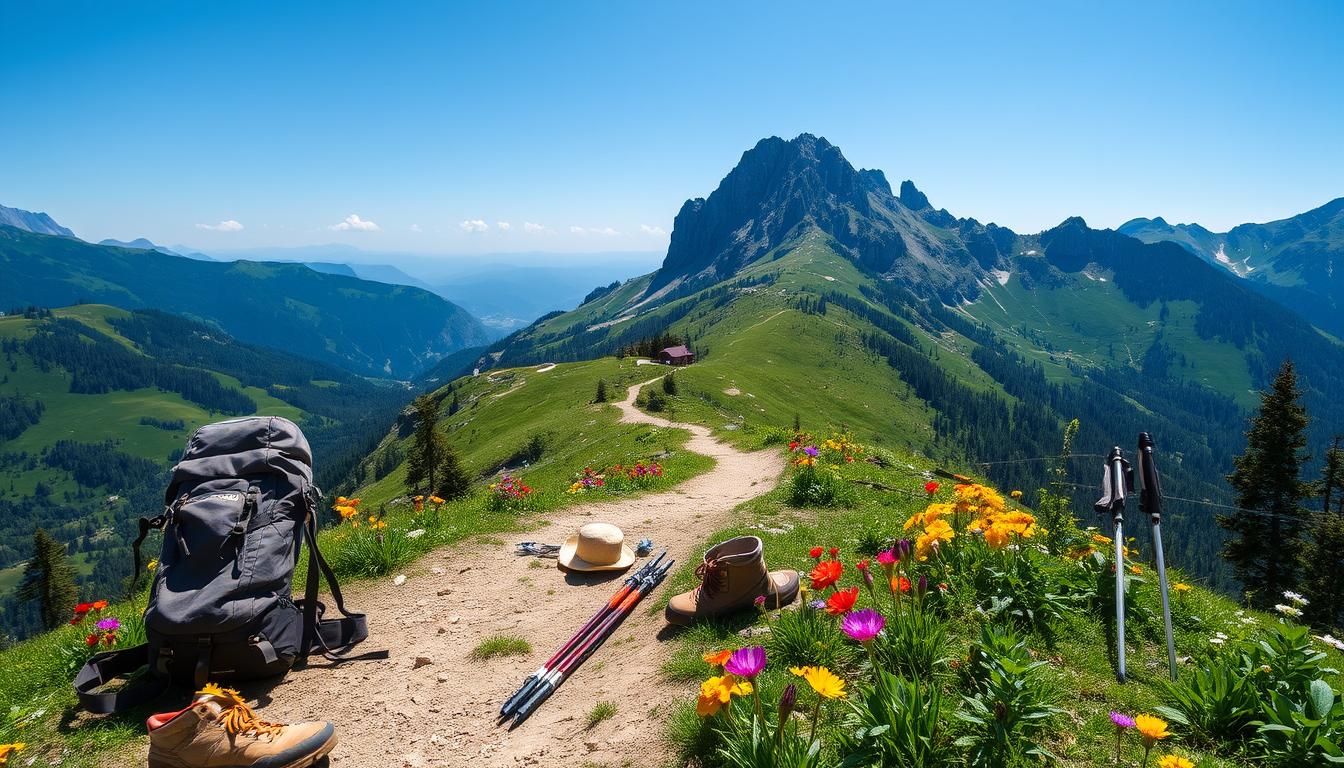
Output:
[135,378,784,767]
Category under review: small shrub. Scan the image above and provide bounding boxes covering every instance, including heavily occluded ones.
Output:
[662,372,678,395]
[330,525,414,578]
[954,624,1063,767]
[645,389,667,412]
[470,634,532,660]
[586,700,617,728]
[874,602,947,680]
[1154,655,1259,746]
[1253,679,1344,766]
[767,602,856,672]
[840,670,950,766]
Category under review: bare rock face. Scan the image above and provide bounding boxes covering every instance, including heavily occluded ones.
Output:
[648,133,1016,304]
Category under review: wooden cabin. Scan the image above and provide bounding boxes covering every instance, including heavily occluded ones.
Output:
[658,345,694,366]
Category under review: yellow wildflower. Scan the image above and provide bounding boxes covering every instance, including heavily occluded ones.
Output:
[984,525,1011,550]
[789,666,846,699]
[0,743,26,763]
[146,558,159,572]
[1091,533,1113,546]
[1010,490,1023,499]
[1157,756,1193,768]
[429,496,445,505]
[1171,582,1192,593]
[696,674,752,716]
[1135,714,1170,745]
[1129,564,1143,575]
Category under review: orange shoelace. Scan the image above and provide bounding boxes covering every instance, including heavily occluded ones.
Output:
[198,684,284,738]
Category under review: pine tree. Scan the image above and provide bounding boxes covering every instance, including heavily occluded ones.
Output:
[405,395,447,495]
[448,393,460,416]
[594,379,608,403]
[1219,360,1311,609]
[435,442,472,501]
[17,528,78,630]
[1303,437,1344,627]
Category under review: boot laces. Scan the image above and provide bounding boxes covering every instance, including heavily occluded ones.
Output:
[695,557,727,598]
[198,684,284,739]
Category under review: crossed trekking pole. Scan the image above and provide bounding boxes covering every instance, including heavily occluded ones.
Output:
[1095,434,1178,683]
[499,550,674,727]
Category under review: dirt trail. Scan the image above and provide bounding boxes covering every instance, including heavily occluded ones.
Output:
[137,378,783,766]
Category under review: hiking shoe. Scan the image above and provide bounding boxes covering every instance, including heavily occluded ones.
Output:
[147,683,337,768]
[666,535,799,625]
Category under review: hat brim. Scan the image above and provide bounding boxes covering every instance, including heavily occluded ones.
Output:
[557,534,636,572]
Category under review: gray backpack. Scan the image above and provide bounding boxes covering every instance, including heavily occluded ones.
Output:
[75,416,383,713]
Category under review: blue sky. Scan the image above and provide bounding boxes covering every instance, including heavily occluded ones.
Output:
[2,1,1341,254]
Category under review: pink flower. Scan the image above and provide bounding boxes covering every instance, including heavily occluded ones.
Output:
[725,645,766,678]
[95,617,121,632]
[841,609,886,643]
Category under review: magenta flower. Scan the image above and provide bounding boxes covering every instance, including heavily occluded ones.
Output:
[876,549,897,569]
[725,645,766,678]
[1110,711,1135,729]
[841,608,886,643]
[803,445,819,457]
[95,617,121,632]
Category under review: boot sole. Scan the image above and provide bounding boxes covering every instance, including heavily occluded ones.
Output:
[148,730,338,768]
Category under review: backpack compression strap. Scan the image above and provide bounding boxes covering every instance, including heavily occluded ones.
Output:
[73,645,170,714]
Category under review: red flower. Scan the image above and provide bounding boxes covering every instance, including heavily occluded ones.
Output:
[809,546,823,560]
[85,634,99,647]
[73,602,93,614]
[855,559,870,571]
[808,560,844,591]
[789,441,800,451]
[825,587,859,616]
[892,576,911,594]
[924,481,940,495]
[828,546,839,560]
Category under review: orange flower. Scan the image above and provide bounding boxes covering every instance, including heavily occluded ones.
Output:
[891,576,911,594]
[91,600,109,611]
[825,587,859,616]
[808,560,843,591]
[702,649,733,666]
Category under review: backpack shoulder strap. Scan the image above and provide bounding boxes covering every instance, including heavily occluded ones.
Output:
[297,487,388,664]
[73,645,171,714]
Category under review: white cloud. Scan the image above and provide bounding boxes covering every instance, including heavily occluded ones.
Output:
[639,224,667,236]
[523,222,546,233]
[329,214,380,231]
[570,225,620,236]
[459,219,489,233]
[409,223,422,232]
[196,219,244,232]
[496,221,512,231]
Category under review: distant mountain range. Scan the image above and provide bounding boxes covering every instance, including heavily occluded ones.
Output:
[97,237,215,261]
[0,204,74,237]
[0,226,490,378]
[1120,198,1344,338]
[483,133,1344,591]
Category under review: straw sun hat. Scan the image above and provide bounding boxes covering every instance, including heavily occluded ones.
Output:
[558,522,636,572]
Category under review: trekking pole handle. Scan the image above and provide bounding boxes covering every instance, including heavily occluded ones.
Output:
[1137,432,1162,523]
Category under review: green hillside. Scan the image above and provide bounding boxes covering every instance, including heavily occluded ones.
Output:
[0,305,407,639]
[0,226,491,378]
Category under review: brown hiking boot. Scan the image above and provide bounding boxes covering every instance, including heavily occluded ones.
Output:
[666,536,799,625]
[147,684,336,768]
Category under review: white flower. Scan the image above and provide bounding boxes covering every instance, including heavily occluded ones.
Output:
[406,529,426,539]
[1209,636,1225,645]
[1317,634,1344,652]
[393,574,407,586]
[1284,590,1309,606]
[1214,631,1229,640]
[1275,603,1303,618]
[1239,616,1257,626]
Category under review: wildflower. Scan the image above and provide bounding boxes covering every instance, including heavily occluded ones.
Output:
[1135,714,1170,745]
[1010,489,1023,499]
[924,481,940,495]
[147,558,159,572]
[1284,590,1309,606]
[85,634,99,647]
[841,608,885,643]
[828,546,839,560]
[753,595,767,608]
[891,576,911,594]
[1091,533,1113,546]
[789,666,846,699]
[91,600,108,610]
[1129,564,1143,575]
[0,743,26,764]
[1317,634,1344,652]
[95,617,121,632]
[825,587,859,616]
[1275,603,1303,618]
[725,646,766,679]
[855,559,869,571]
[778,683,797,721]
[1171,582,1192,594]
[429,496,445,505]
[406,529,426,539]
[703,649,733,666]
[807,599,826,611]
[696,674,752,717]
[876,548,897,573]
[1110,711,1136,729]
[803,446,819,458]
[808,560,843,590]
[809,546,824,560]
[1209,636,1225,646]
[1157,757,1193,768]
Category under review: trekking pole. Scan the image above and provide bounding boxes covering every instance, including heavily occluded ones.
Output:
[1137,432,1179,682]
[499,550,665,719]
[1095,446,1132,683]
[511,557,675,728]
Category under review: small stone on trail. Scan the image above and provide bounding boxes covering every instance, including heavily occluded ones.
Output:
[393,574,407,586]
[450,615,461,624]
[413,656,433,669]
[431,566,445,575]
[437,588,452,596]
